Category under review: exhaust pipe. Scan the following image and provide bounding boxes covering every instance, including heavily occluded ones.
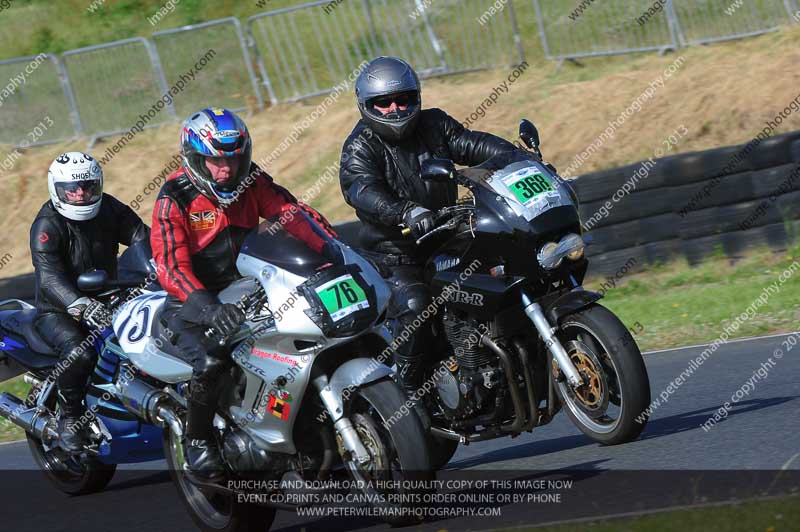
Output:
[0,392,58,442]
[0,370,183,443]
[115,365,182,435]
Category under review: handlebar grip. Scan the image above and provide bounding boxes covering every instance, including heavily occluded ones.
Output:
[204,327,227,346]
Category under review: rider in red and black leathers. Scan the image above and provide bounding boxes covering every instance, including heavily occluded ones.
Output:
[152,166,330,299]
[152,108,335,480]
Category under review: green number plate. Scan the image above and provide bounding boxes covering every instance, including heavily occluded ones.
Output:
[503,169,555,207]
[315,274,369,322]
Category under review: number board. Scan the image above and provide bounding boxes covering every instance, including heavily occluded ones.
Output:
[314,274,370,322]
[502,167,556,208]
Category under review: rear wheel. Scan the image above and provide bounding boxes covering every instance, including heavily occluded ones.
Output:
[163,421,276,532]
[25,385,116,495]
[554,304,651,445]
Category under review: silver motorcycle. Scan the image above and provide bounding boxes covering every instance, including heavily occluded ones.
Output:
[108,213,431,531]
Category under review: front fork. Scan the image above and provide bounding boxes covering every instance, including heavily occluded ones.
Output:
[313,375,371,465]
[521,291,584,389]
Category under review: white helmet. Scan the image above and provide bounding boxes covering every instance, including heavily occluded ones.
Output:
[47,152,103,221]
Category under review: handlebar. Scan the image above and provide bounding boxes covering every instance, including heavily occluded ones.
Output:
[400,205,474,244]
[203,285,269,346]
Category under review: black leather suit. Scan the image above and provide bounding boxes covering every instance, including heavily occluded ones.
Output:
[29,195,149,417]
[338,108,516,392]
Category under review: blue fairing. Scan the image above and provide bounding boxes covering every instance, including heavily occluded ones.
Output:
[87,391,164,464]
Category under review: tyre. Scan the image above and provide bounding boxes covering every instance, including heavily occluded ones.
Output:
[25,385,116,496]
[163,422,275,532]
[428,433,458,470]
[555,304,650,445]
[344,378,433,526]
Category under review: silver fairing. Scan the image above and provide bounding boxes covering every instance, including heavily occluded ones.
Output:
[112,231,391,455]
[113,291,193,383]
[220,240,390,454]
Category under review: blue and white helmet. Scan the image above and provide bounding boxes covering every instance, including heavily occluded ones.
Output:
[47,152,103,221]
[180,107,252,205]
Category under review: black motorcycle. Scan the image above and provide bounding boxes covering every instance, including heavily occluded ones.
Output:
[401,120,651,469]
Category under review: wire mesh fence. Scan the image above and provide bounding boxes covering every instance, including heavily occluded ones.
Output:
[153,18,263,116]
[673,0,793,45]
[0,54,79,146]
[532,0,798,61]
[1,0,798,147]
[532,0,679,59]
[62,37,175,139]
[419,0,524,74]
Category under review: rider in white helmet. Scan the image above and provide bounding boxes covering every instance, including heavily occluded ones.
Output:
[30,152,149,452]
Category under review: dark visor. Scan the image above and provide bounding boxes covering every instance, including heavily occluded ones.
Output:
[55,180,102,205]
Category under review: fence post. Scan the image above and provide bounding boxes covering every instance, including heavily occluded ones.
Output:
[245,18,279,106]
[415,0,447,71]
[505,0,526,66]
[531,0,551,59]
[232,18,266,110]
[51,54,83,138]
[784,0,798,22]
[665,0,686,48]
[141,37,178,119]
[361,0,381,56]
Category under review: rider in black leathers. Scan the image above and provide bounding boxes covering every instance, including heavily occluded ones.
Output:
[30,152,149,452]
[338,57,516,417]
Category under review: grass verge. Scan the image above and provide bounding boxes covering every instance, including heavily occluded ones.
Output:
[589,243,800,352]
[0,375,28,444]
[509,494,800,532]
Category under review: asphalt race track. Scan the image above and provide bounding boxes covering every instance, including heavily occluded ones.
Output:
[1,333,798,531]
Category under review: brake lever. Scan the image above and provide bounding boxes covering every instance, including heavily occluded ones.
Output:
[415,217,461,245]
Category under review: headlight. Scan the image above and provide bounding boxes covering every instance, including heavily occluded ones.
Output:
[537,234,585,270]
[537,241,562,269]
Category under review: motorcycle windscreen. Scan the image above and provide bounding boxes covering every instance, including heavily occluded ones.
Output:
[462,151,575,223]
[239,213,340,278]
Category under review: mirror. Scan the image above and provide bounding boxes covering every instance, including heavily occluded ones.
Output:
[421,158,456,182]
[519,119,540,150]
[77,270,109,292]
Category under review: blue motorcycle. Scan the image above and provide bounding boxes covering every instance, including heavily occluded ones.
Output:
[0,242,165,495]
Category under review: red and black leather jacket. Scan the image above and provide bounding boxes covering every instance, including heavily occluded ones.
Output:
[151,163,336,303]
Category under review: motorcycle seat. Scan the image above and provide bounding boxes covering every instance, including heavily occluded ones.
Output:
[0,310,56,357]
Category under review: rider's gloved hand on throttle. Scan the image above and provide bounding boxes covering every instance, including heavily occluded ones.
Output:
[403,205,434,239]
[67,297,111,329]
[198,303,246,337]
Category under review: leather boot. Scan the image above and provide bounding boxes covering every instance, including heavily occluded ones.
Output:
[184,386,225,481]
[185,437,224,482]
[56,387,89,453]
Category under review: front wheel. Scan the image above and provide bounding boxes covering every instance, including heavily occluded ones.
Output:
[343,378,433,526]
[554,304,651,445]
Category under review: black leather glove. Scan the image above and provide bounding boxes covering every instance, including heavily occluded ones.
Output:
[402,205,434,240]
[197,303,246,337]
[67,297,111,329]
